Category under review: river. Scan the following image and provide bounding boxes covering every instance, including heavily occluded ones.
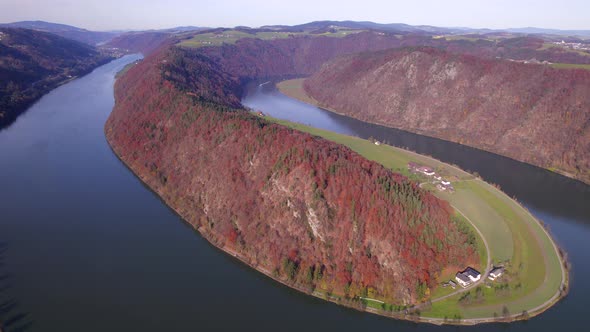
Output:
[0,58,588,331]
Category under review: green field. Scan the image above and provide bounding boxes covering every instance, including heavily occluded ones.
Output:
[550,62,590,70]
[271,79,567,322]
[178,28,365,48]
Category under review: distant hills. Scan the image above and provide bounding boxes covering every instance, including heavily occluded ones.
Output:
[1,20,588,48]
[262,20,590,37]
[0,20,116,45]
[263,20,458,35]
[504,27,590,37]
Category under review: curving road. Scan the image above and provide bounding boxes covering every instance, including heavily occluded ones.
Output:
[411,182,567,324]
[430,205,492,303]
[417,182,492,303]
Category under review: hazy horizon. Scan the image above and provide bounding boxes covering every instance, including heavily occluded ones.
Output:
[1,0,589,32]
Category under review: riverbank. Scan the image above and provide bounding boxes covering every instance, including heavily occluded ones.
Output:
[103,127,424,323]
[0,54,116,131]
[274,81,569,323]
[276,78,588,186]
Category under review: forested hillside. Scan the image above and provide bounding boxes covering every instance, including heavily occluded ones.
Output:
[106,43,477,305]
[0,27,113,129]
[105,31,172,55]
[106,26,589,306]
[304,47,590,184]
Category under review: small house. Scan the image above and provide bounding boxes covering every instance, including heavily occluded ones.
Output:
[441,180,451,186]
[418,166,435,176]
[464,267,481,282]
[488,267,504,280]
[455,267,481,287]
[455,272,471,288]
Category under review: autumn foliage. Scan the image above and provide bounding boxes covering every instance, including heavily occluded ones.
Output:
[304,47,590,184]
[106,43,476,305]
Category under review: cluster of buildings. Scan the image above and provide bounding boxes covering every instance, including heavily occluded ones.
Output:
[450,266,505,288]
[552,40,590,51]
[408,162,454,191]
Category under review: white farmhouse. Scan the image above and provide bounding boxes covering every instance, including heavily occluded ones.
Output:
[455,267,481,287]
[455,272,471,288]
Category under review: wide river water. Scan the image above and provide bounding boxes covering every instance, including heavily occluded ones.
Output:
[0,57,588,331]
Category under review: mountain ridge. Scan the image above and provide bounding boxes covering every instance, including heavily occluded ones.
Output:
[0,20,116,45]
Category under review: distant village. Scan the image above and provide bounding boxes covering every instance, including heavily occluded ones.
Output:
[552,40,590,51]
[408,162,454,192]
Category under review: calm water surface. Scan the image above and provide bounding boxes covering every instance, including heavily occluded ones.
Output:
[0,60,588,331]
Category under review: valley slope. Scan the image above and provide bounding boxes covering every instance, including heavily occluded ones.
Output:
[0,27,114,129]
[304,47,590,184]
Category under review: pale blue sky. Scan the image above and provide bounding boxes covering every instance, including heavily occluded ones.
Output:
[1,0,588,31]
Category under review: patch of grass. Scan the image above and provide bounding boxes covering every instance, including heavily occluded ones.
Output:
[115,60,140,78]
[276,79,318,105]
[550,63,590,70]
[362,298,385,310]
[438,181,513,263]
[178,30,255,47]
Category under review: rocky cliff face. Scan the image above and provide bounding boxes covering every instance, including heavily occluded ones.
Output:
[304,47,590,184]
[105,43,476,305]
